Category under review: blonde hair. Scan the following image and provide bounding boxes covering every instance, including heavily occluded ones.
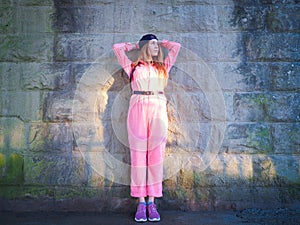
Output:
[132,42,168,85]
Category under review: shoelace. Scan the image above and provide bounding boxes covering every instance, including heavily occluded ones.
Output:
[138,204,146,212]
[149,204,158,213]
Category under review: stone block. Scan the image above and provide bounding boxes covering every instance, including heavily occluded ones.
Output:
[198,154,254,187]
[260,0,298,4]
[272,123,300,154]
[251,154,300,186]
[0,91,41,122]
[72,89,113,123]
[267,93,300,122]
[223,93,235,122]
[180,33,243,62]
[234,62,269,91]
[72,61,122,83]
[16,0,53,6]
[170,61,223,94]
[0,153,24,185]
[142,5,218,33]
[233,93,300,122]
[223,123,273,153]
[72,122,107,152]
[188,93,212,122]
[64,151,131,187]
[53,186,133,212]
[71,62,92,82]
[205,33,242,62]
[166,66,202,92]
[218,5,266,31]
[167,92,203,122]
[0,6,16,33]
[269,63,300,91]
[233,93,268,122]
[21,63,71,91]
[71,61,125,92]
[54,0,235,6]
[171,0,236,5]
[245,33,300,62]
[54,5,132,33]
[0,63,21,91]
[24,152,87,186]
[162,186,212,210]
[16,6,54,33]
[54,4,217,34]
[54,186,104,201]
[43,91,74,122]
[0,117,26,151]
[212,62,269,92]
[0,185,55,200]
[28,122,73,153]
[196,154,300,187]
[53,0,115,6]
[167,121,203,150]
[0,34,54,62]
[55,34,113,62]
[162,185,286,211]
[105,128,129,155]
[266,5,300,32]
[0,1,13,6]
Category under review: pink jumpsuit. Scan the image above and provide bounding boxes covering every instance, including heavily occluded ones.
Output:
[113,40,181,197]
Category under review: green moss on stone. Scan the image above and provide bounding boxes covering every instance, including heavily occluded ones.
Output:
[0,153,24,185]
[6,153,24,184]
[253,95,269,105]
[20,0,53,6]
[174,186,188,200]
[24,156,55,184]
[54,187,104,199]
[0,153,5,168]
[0,186,55,199]
[255,127,273,153]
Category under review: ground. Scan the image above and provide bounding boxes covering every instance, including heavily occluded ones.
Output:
[1,208,300,225]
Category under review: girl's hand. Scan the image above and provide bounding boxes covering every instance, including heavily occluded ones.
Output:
[133,42,139,50]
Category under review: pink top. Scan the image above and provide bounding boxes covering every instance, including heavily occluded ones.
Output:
[113,40,181,93]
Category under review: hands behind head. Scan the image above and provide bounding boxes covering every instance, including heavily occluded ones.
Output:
[133,41,162,50]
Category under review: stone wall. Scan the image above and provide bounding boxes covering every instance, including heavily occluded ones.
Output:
[0,0,299,212]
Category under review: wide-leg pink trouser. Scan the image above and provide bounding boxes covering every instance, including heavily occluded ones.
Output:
[127,95,168,198]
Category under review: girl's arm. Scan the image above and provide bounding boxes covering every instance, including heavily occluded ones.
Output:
[112,42,138,76]
[160,40,181,72]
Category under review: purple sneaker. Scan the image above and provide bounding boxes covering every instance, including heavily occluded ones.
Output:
[135,202,147,222]
[147,203,160,222]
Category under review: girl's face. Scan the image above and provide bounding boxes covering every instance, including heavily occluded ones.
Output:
[148,39,159,56]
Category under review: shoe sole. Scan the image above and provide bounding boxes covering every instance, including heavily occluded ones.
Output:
[148,218,160,222]
[135,218,147,222]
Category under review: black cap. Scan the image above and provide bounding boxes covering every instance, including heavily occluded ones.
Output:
[139,34,158,49]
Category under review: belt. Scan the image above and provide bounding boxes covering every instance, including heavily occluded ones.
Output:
[133,91,164,95]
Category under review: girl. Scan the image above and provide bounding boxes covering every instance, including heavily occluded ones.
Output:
[113,34,180,222]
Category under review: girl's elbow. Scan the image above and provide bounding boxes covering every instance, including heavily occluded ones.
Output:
[112,43,119,50]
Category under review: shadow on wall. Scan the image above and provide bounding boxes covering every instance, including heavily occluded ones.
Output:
[226,0,300,209]
[162,0,299,210]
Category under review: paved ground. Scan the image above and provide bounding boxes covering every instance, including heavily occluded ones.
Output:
[1,208,300,225]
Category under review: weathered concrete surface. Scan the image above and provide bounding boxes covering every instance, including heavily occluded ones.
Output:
[0,0,299,212]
